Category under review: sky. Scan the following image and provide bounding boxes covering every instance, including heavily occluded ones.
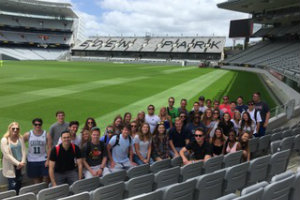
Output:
[42,0,255,46]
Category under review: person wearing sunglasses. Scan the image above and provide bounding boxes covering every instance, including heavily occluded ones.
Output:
[179,128,212,165]
[82,117,96,135]
[220,96,231,114]
[1,122,26,194]
[145,104,161,134]
[246,101,262,137]
[167,97,179,124]
[23,118,48,184]
[100,125,115,145]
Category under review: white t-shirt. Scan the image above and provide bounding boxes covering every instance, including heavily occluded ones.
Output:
[145,114,161,134]
[133,135,151,158]
[247,109,262,134]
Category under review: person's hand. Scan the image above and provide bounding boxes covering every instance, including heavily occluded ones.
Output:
[90,170,97,177]
[45,160,49,167]
[183,159,191,165]
[17,162,25,169]
[143,159,148,164]
[110,161,115,169]
[263,122,268,128]
[52,182,57,187]
[97,168,103,176]
[175,152,180,157]
[131,161,138,166]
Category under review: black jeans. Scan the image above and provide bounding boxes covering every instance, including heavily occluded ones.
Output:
[7,167,22,195]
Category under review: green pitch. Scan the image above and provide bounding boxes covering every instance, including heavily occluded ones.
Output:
[0,61,276,136]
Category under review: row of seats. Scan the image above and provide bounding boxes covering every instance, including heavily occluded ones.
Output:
[252,25,300,37]
[0,148,292,200]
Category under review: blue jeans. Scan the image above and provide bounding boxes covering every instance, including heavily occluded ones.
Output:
[8,168,22,195]
[256,124,266,137]
[133,154,153,165]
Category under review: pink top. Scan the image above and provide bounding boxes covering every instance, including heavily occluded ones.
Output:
[226,142,238,153]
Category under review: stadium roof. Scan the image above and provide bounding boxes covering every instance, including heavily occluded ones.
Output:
[0,0,77,18]
[217,0,299,14]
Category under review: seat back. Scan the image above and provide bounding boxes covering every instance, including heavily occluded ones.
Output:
[180,161,203,182]
[127,164,150,179]
[271,132,282,142]
[262,175,295,200]
[57,192,90,200]
[281,130,292,138]
[171,156,183,167]
[154,166,180,189]
[150,159,171,173]
[241,181,268,195]
[247,155,271,185]
[91,182,125,200]
[248,138,258,153]
[291,172,300,200]
[215,193,238,200]
[37,184,69,200]
[70,177,100,194]
[293,135,300,152]
[257,135,271,153]
[4,192,36,200]
[202,155,224,174]
[224,162,250,194]
[0,190,16,199]
[195,169,226,200]
[125,190,163,200]
[125,173,154,198]
[268,149,290,179]
[20,182,48,195]
[100,170,127,186]
[223,151,242,168]
[270,140,281,154]
[271,170,294,183]
[234,188,264,200]
[280,136,294,151]
[163,179,196,200]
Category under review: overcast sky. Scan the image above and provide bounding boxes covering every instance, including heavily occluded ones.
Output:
[43,0,254,45]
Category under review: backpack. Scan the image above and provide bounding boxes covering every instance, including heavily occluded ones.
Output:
[56,143,76,157]
[112,134,132,148]
[254,109,258,123]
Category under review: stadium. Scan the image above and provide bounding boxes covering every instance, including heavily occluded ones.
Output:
[0,0,299,199]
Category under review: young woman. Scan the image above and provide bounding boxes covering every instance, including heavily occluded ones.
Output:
[218,112,234,137]
[231,111,241,134]
[100,125,114,145]
[158,107,172,130]
[82,117,96,134]
[223,130,239,155]
[202,109,214,135]
[1,122,26,194]
[240,112,255,137]
[135,111,145,130]
[133,123,153,165]
[123,112,132,126]
[130,121,138,139]
[152,123,170,161]
[209,109,221,138]
[79,129,90,149]
[239,131,251,162]
[209,128,226,156]
[112,115,123,135]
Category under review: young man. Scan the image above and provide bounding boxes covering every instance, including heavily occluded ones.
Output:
[145,104,161,134]
[236,96,248,113]
[253,92,270,137]
[82,127,109,178]
[168,118,190,157]
[188,102,203,122]
[206,99,212,109]
[180,128,212,165]
[23,118,48,184]
[107,125,136,172]
[57,121,80,146]
[228,101,237,119]
[48,111,69,148]
[219,96,231,114]
[198,96,207,113]
[167,97,179,124]
[185,113,207,140]
[247,101,262,137]
[177,98,189,116]
[49,131,82,186]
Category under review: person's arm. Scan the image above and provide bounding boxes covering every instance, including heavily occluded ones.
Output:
[77,158,83,180]
[247,146,251,161]
[20,137,27,165]
[47,132,52,165]
[146,141,152,162]
[1,138,21,167]
[179,147,191,165]
[129,145,137,166]
[264,111,270,128]
[134,142,145,163]
[83,158,96,176]
[169,140,179,157]
[204,154,211,162]
[49,160,56,187]
[23,132,30,142]
[106,144,115,168]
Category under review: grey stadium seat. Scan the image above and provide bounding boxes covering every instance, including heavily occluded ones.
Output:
[194,169,226,200]
[100,170,127,186]
[280,136,294,151]
[125,190,163,200]
[224,162,250,194]
[223,150,242,168]
[150,159,171,173]
[262,175,295,200]
[271,132,282,142]
[124,173,154,198]
[57,192,90,200]
[202,155,223,174]
[271,170,294,182]
[268,149,290,179]
[180,161,203,182]
[153,166,180,189]
[247,155,271,185]
[291,172,300,200]
[0,169,8,185]
[257,135,271,155]
[171,156,183,167]
[248,138,258,154]
[91,181,125,200]
[4,192,36,200]
[20,182,47,195]
[241,181,268,196]
[294,135,300,153]
[215,193,238,200]
[0,190,16,199]
[37,184,69,200]
[70,177,100,194]
[234,188,264,200]
[162,179,196,200]
[270,140,281,154]
[127,164,150,179]
[282,130,292,138]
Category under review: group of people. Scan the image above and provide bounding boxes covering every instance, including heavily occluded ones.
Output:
[1,91,270,194]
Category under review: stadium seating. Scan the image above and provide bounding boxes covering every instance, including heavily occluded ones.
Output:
[180,161,203,182]
[202,155,223,173]
[126,164,150,179]
[57,192,90,200]
[69,177,100,194]
[4,192,36,200]
[223,150,242,168]
[124,174,154,198]
[36,184,69,200]
[19,182,47,195]
[0,190,16,199]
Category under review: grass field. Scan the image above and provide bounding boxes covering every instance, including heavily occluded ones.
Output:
[0,61,277,136]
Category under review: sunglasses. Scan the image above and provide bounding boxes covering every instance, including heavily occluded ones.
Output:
[180,116,186,118]
[248,104,254,106]
[213,113,219,115]
[169,101,174,103]
[12,127,19,131]
[107,130,114,133]
[148,108,154,110]
[131,125,137,127]
[87,121,94,124]
[34,123,42,126]
[195,134,204,137]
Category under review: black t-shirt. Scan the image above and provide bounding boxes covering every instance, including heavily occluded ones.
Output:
[82,141,107,167]
[218,121,234,137]
[49,144,82,173]
[185,122,207,140]
[255,101,269,122]
[185,141,212,160]
[168,127,188,148]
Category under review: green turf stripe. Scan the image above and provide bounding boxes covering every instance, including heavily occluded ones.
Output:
[95,69,229,129]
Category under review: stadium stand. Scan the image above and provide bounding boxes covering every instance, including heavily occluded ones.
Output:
[0,0,78,60]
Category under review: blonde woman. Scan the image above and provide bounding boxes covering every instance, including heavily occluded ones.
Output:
[133,123,153,165]
[1,122,26,194]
